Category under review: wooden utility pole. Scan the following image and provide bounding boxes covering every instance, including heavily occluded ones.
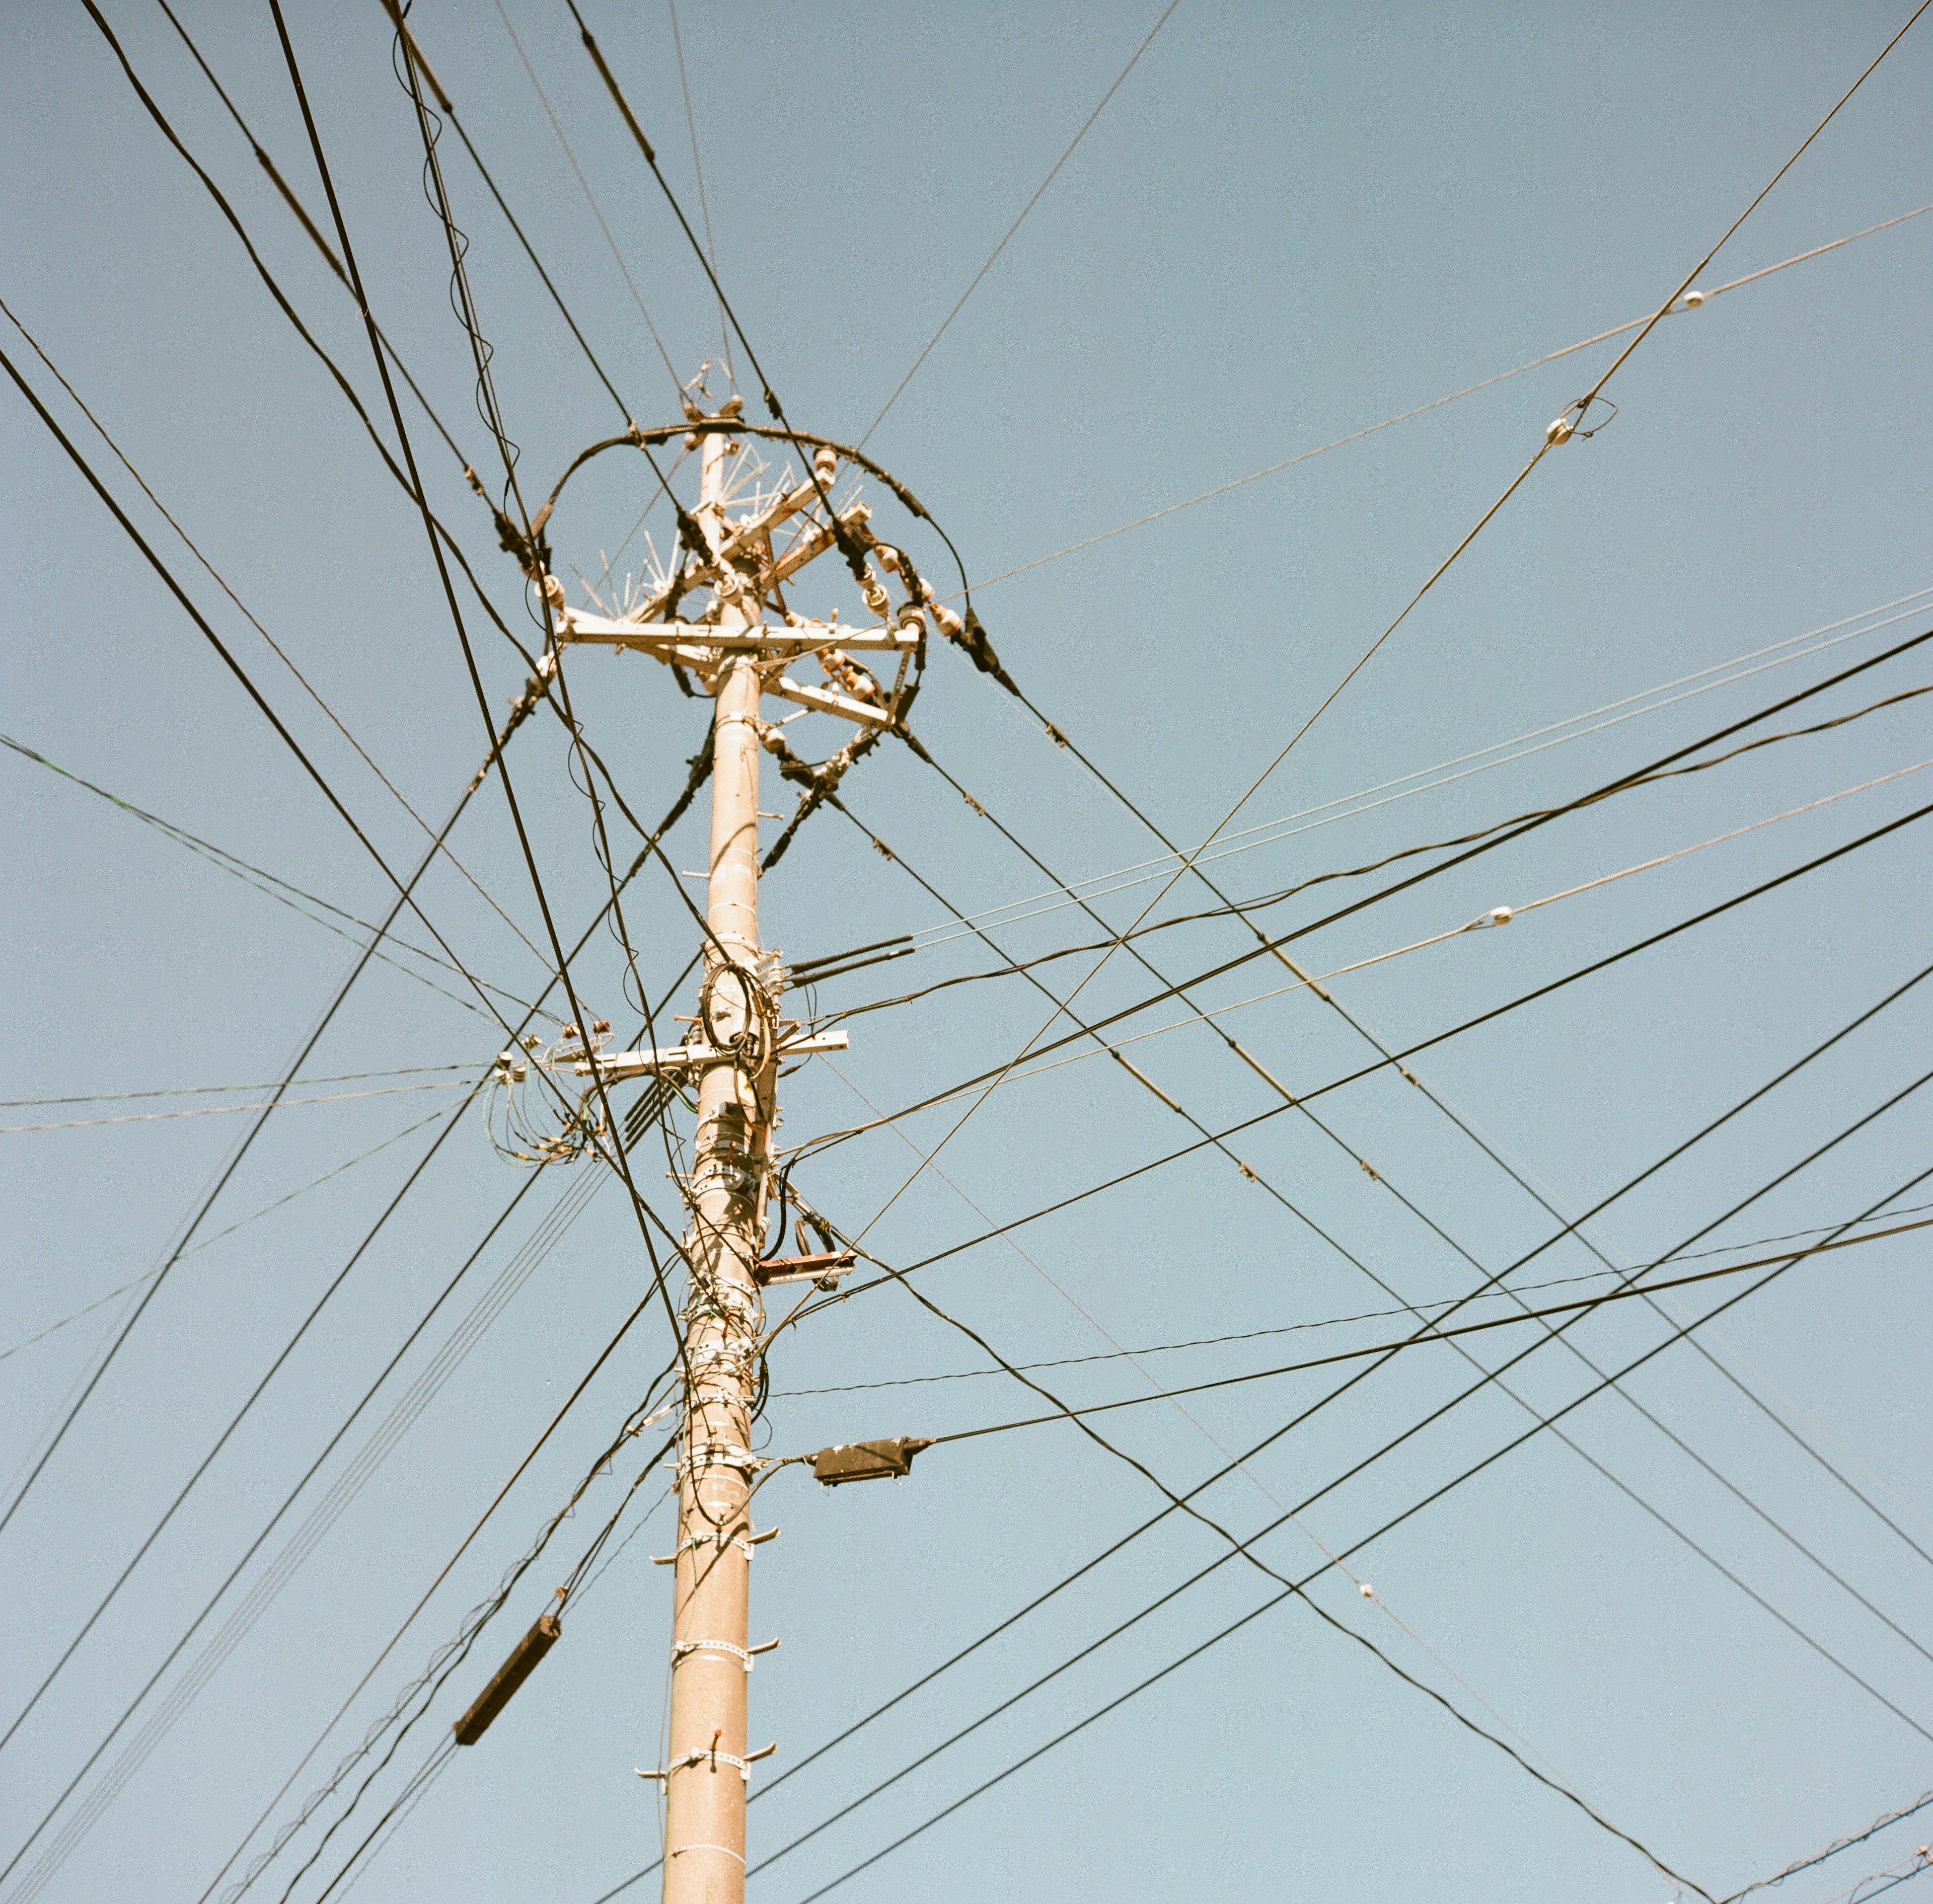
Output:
[659,424,776,1901]
[548,407,919,1895]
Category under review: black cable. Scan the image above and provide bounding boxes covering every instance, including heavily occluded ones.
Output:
[1,350,521,1043]
[927,1219,1933,1440]
[246,1395,684,1904]
[0,356,514,1548]
[829,668,1933,1025]
[2,778,708,1885]
[802,789,1933,1186]
[872,741,1933,1652]
[270,0,693,1396]
[776,1155,1933,1904]
[710,960,1933,1845]
[81,0,536,663]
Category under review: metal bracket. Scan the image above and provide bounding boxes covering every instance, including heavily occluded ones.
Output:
[636,1741,777,1784]
[582,1029,848,1082]
[672,1636,780,1672]
[754,1249,856,1289]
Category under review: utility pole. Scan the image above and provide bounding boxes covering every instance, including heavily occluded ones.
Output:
[659,423,776,1900]
[537,403,928,1898]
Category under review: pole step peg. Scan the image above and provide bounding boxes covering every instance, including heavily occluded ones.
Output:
[671,1636,780,1671]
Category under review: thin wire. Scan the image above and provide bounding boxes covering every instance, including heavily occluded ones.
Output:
[802,761,1933,1165]
[836,753,1933,1110]
[489,0,683,395]
[963,206,1933,592]
[0,1108,457,1367]
[882,599,1932,959]
[858,0,1182,446]
[859,11,1932,1233]
[3,1079,475,1133]
[787,1159,1933,1904]
[1,1064,472,1109]
[609,1061,1933,1904]
[0,358,515,1545]
[1723,1789,1933,1902]
[0,730,534,1020]
[664,0,730,378]
[770,1199,1933,1396]
[81,1,544,674]
[925,1220,1933,1442]
[0,297,545,966]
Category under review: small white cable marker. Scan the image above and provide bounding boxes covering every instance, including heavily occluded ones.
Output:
[1359,1582,1375,1598]
[1546,416,1574,445]
[1465,905,1513,930]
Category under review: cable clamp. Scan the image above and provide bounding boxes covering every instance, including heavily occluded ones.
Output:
[651,1522,777,1565]
[675,1443,762,1482]
[672,1636,779,1672]
[636,1742,777,1783]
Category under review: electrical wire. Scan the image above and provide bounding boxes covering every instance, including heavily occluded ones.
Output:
[0,353,522,1038]
[0,730,538,1020]
[592,982,1933,1904]
[963,206,1933,594]
[861,619,1933,967]
[1724,1789,1933,1902]
[482,0,683,398]
[781,1155,1933,1904]
[859,742,1933,1681]
[0,1064,473,1110]
[770,1198,1933,1396]
[282,0,695,1382]
[0,1106,457,1367]
[849,19,1933,1261]
[801,774,1933,1169]
[2,1079,476,1133]
[0,831,708,1882]
[823,760,1931,1717]
[858,0,1182,446]
[81,0,540,671]
[922,1219,1931,1441]
[806,604,1933,1233]
[0,295,544,966]
[664,0,730,377]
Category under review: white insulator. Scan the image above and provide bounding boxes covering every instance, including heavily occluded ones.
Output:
[1488,905,1513,927]
[1359,1582,1375,1597]
[931,601,964,638]
[1683,288,1707,308]
[542,573,566,606]
[813,447,837,479]
[876,545,902,571]
[1546,416,1574,445]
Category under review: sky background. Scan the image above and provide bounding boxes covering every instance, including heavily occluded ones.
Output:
[3,4,1931,1902]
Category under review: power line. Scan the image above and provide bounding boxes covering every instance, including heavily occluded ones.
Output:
[1723,1787,1933,1902]
[2,1079,475,1134]
[0,354,513,1546]
[802,767,1933,1172]
[772,1202,1933,1395]
[923,1218,1932,1442]
[824,747,1933,1698]
[962,205,1933,593]
[0,295,543,965]
[851,651,1933,985]
[779,1155,1933,1904]
[0,729,536,1020]
[858,0,1182,446]
[727,972,1933,1842]
[80,0,538,670]
[0,1106,456,1367]
[0,1063,472,1110]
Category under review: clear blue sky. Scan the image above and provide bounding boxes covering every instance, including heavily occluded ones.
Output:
[3,4,1930,1902]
